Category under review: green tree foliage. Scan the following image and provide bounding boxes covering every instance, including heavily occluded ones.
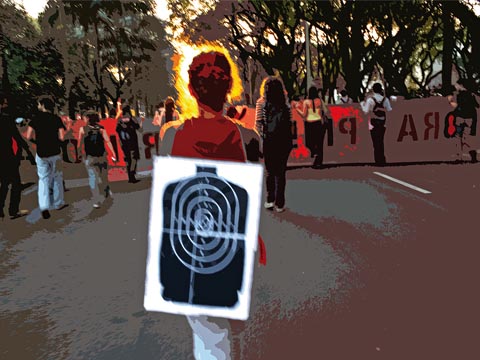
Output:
[42,0,171,117]
[168,0,480,101]
[0,0,64,116]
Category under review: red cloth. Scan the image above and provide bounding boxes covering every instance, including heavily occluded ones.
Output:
[12,137,18,155]
[170,116,266,265]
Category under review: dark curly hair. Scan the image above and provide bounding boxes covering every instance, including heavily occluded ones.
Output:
[188,51,232,112]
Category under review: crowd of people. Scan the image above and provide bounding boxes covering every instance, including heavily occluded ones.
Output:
[1,48,479,360]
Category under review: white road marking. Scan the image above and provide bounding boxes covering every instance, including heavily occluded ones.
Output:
[373,172,432,194]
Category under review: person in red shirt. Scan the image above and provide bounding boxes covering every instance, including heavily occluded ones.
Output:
[159,51,261,360]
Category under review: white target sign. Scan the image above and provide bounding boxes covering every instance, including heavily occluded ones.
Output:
[144,156,263,320]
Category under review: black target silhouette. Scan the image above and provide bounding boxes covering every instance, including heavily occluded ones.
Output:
[160,166,248,307]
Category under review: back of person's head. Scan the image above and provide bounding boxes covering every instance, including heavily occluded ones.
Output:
[165,96,176,121]
[109,108,116,117]
[226,106,238,118]
[188,51,232,112]
[456,78,472,91]
[85,110,100,125]
[372,83,384,95]
[38,96,55,112]
[308,86,319,100]
[122,105,132,117]
[340,89,348,97]
[263,76,287,108]
[165,96,175,111]
[157,101,165,109]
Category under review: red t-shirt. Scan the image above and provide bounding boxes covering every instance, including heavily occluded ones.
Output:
[170,116,246,162]
[163,115,266,265]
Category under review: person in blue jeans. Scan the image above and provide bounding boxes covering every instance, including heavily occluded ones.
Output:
[26,96,67,219]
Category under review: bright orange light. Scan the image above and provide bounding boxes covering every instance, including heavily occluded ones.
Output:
[172,40,244,121]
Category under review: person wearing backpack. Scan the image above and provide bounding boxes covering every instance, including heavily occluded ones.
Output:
[361,83,392,165]
[446,78,480,162]
[116,105,144,183]
[78,111,116,209]
[255,76,294,212]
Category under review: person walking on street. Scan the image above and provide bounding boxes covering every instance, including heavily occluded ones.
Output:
[78,111,117,209]
[158,96,180,128]
[256,76,294,212]
[445,78,480,162]
[294,85,329,168]
[361,83,392,166]
[0,92,36,220]
[116,104,144,183]
[160,50,261,360]
[25,96,67,219]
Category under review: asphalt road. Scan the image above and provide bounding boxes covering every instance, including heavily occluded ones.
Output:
[1,162,479,360]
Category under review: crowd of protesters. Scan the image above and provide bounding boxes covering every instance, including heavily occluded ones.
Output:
[1,72,479,222]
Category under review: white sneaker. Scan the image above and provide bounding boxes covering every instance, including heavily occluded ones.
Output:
[275,206,285,213]
[93,203,101,209]
[264,202,274,209]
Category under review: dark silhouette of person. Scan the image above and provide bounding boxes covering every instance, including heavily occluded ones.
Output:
[361,83,392,165]
[0,92,36,219]
[256,77,293,211]
[25,96,67,219]
[294,85,329,168]
[116,105,144,183]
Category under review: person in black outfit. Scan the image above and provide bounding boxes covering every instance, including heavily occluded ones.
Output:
[255,76,293,212]
[116,105,144,183]
[451,79,480,162]
[0,92,36,219]
[26,96,67,219]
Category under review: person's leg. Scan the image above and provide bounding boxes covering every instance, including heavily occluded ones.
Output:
[130,149,139,180]
[313,122,328,167]
[0,173,10,218]
[274,146,292,209]
[97,158,110,199]
[124,149,135,182]
[85,156,101,203]
[378,123,386,164]
[263,143,276,206]
[51,155,65,209]
[370,120,386,165]
[8,165,22,216]
[36,155,52,211]
[187,315,232,360]
[304,122,315,158]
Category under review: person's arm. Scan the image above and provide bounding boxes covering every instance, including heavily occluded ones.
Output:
[77,126,84,159]
[254,99,265,136]
[447,94,458,109]
[361,97,373,114]
[384,98,393,112]
[12,123,35,163]
[58,127,65,142]
[296,100,309,118]
[25,125,34,141]
[115,98,122,120]
[101,128,116,161]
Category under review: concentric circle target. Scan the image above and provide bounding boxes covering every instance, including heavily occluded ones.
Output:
[169,172,243,274]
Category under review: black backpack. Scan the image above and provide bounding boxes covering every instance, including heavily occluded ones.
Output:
[263,104,292,141]
[373,97,386,119]
[84,125,105,157]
